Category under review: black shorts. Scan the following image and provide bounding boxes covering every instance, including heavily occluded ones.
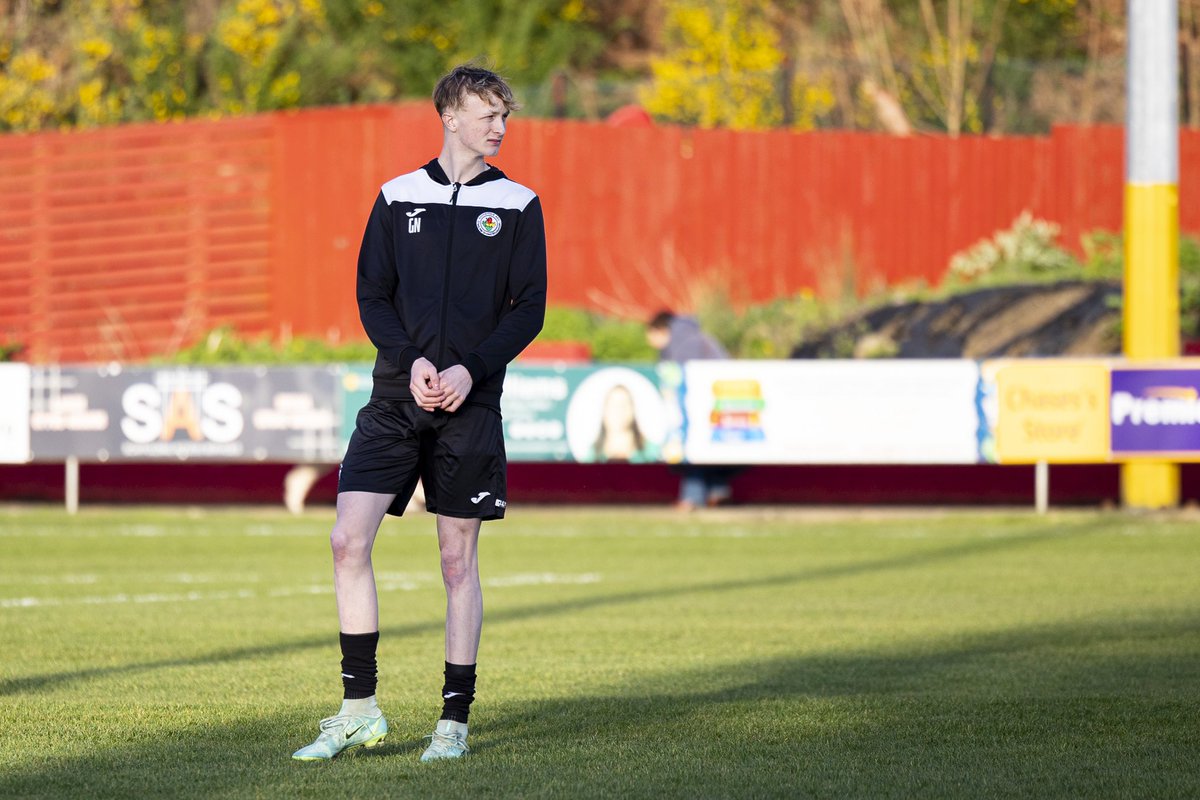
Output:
[338,399,507,519]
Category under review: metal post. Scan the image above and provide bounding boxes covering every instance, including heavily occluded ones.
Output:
[65,456,79,515]
[1122,0,1181,508]
[1035,460,1049,515]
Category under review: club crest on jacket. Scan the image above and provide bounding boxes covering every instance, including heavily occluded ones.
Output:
[476,212,501,237]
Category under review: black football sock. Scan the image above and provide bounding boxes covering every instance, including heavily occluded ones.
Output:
[439,661,477,723]
[340,631,379,699]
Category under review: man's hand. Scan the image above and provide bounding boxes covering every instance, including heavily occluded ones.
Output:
[437,365,474,412]
[410,357,445,411]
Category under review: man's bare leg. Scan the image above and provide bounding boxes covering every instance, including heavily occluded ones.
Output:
[421,514,482,762]
[437,514,484,662]
[331,491,396,633]
[293,490,396,761]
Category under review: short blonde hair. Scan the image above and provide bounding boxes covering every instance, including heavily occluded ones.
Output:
[433,64,519,115]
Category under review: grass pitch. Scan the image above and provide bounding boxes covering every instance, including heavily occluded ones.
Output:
[1,505,1198,799]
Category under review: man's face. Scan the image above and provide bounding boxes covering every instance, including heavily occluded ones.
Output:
[445,92,508,158]
[646,327,670,351]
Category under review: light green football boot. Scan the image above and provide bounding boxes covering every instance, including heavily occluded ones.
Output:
[419,719,469,762]
[292,713,388,761]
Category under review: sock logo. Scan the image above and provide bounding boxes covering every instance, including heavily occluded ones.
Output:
[341,673,355,679]
[470,491,490,504]
[443,691,466,699]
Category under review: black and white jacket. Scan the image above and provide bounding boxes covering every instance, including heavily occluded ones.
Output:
[356,158,547,410]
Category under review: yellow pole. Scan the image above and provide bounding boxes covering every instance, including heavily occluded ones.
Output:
[1122,0,1180,509]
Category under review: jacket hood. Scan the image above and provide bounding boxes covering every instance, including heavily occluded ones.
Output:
[421,158,507,186]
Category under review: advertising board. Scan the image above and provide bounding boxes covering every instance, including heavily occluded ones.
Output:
[681,360,981,464]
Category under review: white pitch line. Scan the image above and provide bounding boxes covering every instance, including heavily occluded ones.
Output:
[484,572,602,587]
[0,572,603,610]
[0,574,99,586]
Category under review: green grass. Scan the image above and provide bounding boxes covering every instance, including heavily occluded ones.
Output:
[1,506,1198,799]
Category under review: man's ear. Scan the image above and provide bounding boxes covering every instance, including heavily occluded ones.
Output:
[442,111,457,132]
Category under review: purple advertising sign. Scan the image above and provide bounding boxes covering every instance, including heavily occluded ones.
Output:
[1110,369,1200,455]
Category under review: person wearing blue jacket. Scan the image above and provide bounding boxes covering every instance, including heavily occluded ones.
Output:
[646,311,738,510]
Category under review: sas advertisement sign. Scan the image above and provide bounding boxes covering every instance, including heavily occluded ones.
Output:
[29,365,342,462]
[1111,369,1200,458]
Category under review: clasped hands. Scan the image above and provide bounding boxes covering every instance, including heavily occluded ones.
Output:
[410,357,473,412]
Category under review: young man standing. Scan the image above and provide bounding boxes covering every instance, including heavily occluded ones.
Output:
[293,65,547,762]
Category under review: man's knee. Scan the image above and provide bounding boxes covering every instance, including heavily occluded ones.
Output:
[330,524,373,566]
[439,546,475,588]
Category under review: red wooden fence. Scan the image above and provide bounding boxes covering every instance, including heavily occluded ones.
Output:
[0,103,1186,362]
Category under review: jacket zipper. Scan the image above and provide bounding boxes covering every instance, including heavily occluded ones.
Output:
[436,181,461,368]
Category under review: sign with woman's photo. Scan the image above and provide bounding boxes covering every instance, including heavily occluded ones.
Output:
[500,365,670,462]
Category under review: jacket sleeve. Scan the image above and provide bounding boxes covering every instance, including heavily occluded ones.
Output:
[356,191,422,372]
[463,196,548,383]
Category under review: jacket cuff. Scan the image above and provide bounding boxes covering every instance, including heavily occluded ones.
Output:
[393,346,422,373]
[464,354,489,384]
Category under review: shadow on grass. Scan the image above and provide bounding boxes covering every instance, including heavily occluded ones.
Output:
[2,612,1197,799]
[2,516,1109,698]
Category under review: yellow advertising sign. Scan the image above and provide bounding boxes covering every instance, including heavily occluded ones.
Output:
[993,361,1110,463]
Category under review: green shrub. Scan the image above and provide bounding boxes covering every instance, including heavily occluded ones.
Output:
[539,306,598,344]
[157,326,375,365]
[0,341,24,362]
[945,212,1080,288]
[1081,229,1200,339]
[697,290,849,359]
[538,306,655,361]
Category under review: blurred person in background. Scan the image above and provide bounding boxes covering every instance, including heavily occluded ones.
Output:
[646,310,738,510]
[292,64,547,764]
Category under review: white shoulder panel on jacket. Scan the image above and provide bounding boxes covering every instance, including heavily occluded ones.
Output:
[459,178,537,211]
[381,170,454,206]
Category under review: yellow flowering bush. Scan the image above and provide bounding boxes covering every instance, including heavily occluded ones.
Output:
[210,0,327,113]
[642,0,837,131]
[0,0,602,132]
[642,0,783,130]
[0,51,59,130]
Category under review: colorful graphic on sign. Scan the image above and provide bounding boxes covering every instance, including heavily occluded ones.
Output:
[710,379,765,443]
[991,360,1109,463]
[1111,369,1200,456]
